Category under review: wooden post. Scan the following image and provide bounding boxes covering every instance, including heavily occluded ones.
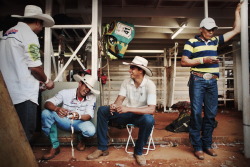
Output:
[0,72,38,167]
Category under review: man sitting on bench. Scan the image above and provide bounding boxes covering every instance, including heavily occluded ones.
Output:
[41,74,99,160]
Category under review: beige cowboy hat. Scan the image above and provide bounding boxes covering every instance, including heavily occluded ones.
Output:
[123,56,153,77]
[12,5,54,27]
[73,74,100,95]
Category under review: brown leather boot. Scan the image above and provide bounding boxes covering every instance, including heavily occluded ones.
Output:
[42,147,60,160]
[134,154,147,166]
[194,150,204,160]
[76,140,85,151]
[87,149,109,160]
[204,148,217,156]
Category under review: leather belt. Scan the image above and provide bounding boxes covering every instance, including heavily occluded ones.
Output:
[191,71,218,80]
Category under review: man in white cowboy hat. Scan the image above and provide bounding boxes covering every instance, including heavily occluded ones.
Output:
[0,5,55,142]
[181,3,241,160]
[41,74,100,160]
[87,56,156,166]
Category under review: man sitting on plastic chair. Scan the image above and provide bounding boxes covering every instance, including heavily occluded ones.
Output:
[87,56,156,166]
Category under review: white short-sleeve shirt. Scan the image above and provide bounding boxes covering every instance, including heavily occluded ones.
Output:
[0,22,42,104]
[119,77,156,107]
[46,88,96,118]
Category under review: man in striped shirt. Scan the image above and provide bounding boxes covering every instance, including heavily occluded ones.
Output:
[181,3,241,160]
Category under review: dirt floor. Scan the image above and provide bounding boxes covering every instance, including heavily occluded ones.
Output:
[34,144,250,167]
[32,109,250,167]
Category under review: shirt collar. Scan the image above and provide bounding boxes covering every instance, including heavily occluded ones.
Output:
[18,22,33,32]
[129,76,147,87]
[195,35,206,42]
[74,88,77,100]
[74,88,92,101]
[195,35,216,43]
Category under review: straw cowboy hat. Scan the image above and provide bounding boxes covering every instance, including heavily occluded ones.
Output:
[12,5,54,27]
[73,74,100,95]
[123,56,153,77]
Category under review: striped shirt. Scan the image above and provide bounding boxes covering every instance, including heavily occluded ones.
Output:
[46,88,96,118]
[182,35,224,76]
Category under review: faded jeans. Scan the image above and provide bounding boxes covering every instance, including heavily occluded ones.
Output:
[41,109,96,148]
[96,106,154,155]
[188,74,218,151]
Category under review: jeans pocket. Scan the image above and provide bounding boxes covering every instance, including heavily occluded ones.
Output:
[192,74,203,81]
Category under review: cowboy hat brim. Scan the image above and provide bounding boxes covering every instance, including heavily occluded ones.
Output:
[123,62,153,77]
[11,14,54,27]
[73,75,100,95]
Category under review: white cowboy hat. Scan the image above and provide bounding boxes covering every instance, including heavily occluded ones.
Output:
[200,17,218,30]
[123,56,153,77]
[73,74,100,95]
[12,5,54,27]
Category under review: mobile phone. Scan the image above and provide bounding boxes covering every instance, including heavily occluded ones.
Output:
[216,57,222,60]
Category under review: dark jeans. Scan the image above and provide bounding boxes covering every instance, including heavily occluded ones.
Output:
[97,106,154,155]
[15,100,37,141]
[189,74,218,151]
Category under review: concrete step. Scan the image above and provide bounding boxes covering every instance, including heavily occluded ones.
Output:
[32,110,243,147]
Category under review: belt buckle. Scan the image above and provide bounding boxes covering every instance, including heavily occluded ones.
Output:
[203,73,212,80]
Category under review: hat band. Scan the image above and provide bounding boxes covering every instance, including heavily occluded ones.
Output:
[132,63,147,67]
[84,82,94,89]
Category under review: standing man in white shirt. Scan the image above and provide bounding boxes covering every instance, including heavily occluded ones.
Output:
[87,56,156,166]
[0,5,54,142]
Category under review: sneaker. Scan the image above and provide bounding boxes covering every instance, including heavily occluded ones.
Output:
[87,149,109,160]
[134,154,146,166]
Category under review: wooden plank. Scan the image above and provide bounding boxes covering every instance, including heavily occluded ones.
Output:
[0,72,38,167]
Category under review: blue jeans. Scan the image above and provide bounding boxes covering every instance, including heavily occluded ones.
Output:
[41,109,96,148]
[15,100,37,142]
[97,106,154,155]
[189,74,218,151]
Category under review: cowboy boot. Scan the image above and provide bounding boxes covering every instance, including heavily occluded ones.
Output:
[42,124,60,160]
[42,147,60,160]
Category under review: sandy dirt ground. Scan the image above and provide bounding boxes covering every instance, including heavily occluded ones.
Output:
[34,143,250,167]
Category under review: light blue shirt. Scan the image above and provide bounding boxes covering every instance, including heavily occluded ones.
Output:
[46,88,96,118]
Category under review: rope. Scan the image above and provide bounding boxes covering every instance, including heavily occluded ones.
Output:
[70,118,75,159]
[107,57,111,105]
[100,25,111,105]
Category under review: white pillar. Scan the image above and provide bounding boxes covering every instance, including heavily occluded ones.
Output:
[98,0,102,37]
[92,0,98,80]
[204,0,208,18]
[91,0,100,127]
[163,49,167,112]
[44,0,53,78]
[233,41,242,111]
[240,0,250,158]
